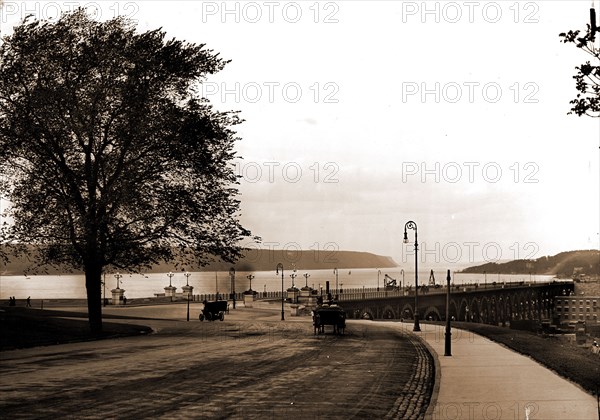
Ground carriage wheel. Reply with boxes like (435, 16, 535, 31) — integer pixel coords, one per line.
(199, 314, 204, 321)
(207, 312, 213, 321)
(219, 312, 224, 321)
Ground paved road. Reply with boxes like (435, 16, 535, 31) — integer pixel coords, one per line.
(0, 306, 434, 419)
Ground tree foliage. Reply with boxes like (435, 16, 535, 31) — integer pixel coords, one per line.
(0, 10, 253, 332)
(559, 23, 600, 117)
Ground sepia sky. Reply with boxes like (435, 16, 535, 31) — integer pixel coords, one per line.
(1, 1, 599, 268)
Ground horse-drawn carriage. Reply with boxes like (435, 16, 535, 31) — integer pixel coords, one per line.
(199, 300, 228, 321)
(313, 304, 346, 335)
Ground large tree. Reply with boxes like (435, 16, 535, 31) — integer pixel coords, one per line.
(559, 15, 600, 117)
(0, 10, 252, 333)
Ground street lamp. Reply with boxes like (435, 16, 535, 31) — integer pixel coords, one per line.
(333, 268, 339, 298)
(377, 269, 381, 291)
(167, 271, 174, 287)
(404, 220, 421, 332)
(304, 272, 310, 287)
(167, 271, 174, 302)
(246, 274, 255, 291)
(229, 267, 236, 309)
(115, 272, 122, 289)
(276, 263, 285, 321)
(400, 269, 405, 294)
(444, 269, 452, 356)
(290, 272, 297, 287)
(184, 271, 191, 286)
(184, 271, 191, 321)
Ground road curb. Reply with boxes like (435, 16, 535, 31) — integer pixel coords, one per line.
(412, 329, 441, 420)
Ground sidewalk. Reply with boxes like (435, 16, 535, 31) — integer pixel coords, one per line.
(392, 322, 598, 420)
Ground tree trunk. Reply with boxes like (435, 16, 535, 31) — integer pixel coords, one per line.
(85, 268, 103, 334)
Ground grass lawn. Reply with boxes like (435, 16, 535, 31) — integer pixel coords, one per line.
(445, 321, 599, 396)
(0, 306, 152, 351)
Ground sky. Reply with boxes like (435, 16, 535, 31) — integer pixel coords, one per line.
(1, 1, 599, 269)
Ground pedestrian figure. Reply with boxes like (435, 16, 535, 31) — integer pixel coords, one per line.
(123, 296, 127, 305)
(26, 296, 31, 307)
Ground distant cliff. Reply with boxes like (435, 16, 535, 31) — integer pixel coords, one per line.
(143, 249, 398, 273)
(461, 250, 600, 277)
(0, 248, 398, 275)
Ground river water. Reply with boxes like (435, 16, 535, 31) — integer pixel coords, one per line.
(0, 268, 555, 299)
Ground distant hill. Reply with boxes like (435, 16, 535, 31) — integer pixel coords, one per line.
(0, 248, 398, 275)
(461, 250, 600, 278)
(191, 249, 398, 272)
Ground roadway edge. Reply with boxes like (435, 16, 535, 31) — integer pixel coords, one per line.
(413, 328, 441, 420)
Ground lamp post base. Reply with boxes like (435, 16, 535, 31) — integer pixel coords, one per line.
(444, 330, 452, 356)
(413, 315, 421, 332)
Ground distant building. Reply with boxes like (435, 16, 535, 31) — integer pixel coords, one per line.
(554, 296, 599, 324)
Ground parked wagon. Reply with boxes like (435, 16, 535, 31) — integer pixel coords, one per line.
(313, 304, 346, 335)
(199, 300, 228, 321)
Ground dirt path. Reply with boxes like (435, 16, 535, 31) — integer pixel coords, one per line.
(0, 307, 434, 419)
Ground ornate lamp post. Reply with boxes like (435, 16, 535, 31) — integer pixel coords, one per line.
(404, 220, 421, 332)
(276, 263, 285, 321)
(246, 274, 255, 291)
(290, 271, 297, 287)
(184, 272, 190, 286)
(184, 271, 191, 321)
(167, 271, 174, 287)
(242, 273, 255, 309)
(115, 272, 122, 289)
(229, 267, 236, 309)
(165, 271, 176, 301)
(377, 269, 381, 291)
(400, 269, 405, 294)
(333, 268, 339, 297)
(304, 272, 310, 287)
(445, 269, 452, 356)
